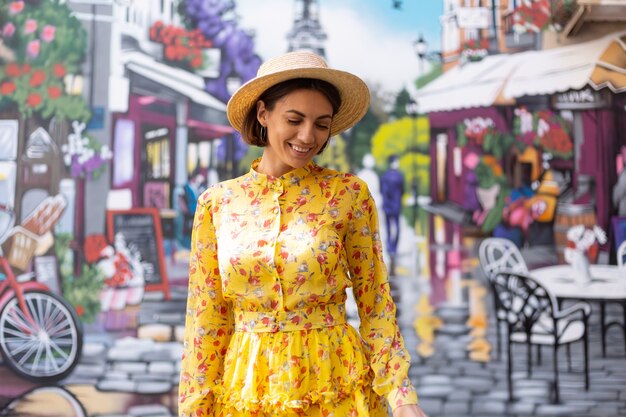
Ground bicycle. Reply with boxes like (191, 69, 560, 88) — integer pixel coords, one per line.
(0, 204, 83, 383)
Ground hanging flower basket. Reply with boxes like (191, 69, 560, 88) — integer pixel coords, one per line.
(513, 107, 573, 160)
(461, 39, 489, 63)
(512, 0, 552, 34)
(149, 21, 213, 71)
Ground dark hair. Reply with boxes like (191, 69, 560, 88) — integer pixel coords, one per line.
(241, 78, 341, 154)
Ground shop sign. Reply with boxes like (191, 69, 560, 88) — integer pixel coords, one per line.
(144, 127, 169, 140)
(551, 87, 612, 110)
(456, 7, 490, 29)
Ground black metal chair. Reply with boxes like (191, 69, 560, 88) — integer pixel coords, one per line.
(491, 270, 591, 403)
(478, 237, 529, 359)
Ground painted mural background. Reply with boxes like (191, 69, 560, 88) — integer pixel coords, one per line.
(0, 0, 625, 416)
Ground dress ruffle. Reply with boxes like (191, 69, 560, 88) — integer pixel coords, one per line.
(209, 323, 381, 414)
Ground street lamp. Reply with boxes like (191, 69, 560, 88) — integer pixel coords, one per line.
(413, 34, 428, 87)
(410, 33, 427, 233)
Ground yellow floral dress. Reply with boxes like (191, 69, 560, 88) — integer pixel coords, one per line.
(179, 159, 418, 417)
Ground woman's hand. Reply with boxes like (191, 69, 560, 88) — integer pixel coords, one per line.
(393, 404, 429, 417)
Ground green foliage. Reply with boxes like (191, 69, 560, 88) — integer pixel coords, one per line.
(315, 135, 349, 172)
(1, 0, 87, 67)
(371, 116, 431, 197)
(54, 232, 104, 323)
(238, 145, 263, 173)
(481, 188, 509, 233)
(398, 152, 431, 196)
(0, 0, 90, 121)
(371, 116, 430, 159)
(456, 121, 517, 159)
(415, 62, 442, 89)
(345, 107, 382, 171)
(390, 88, 412, 120)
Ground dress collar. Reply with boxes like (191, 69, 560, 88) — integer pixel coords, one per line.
(248, 158, 317, 189)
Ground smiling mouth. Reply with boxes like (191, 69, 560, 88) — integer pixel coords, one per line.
(289, 144, 313, 154)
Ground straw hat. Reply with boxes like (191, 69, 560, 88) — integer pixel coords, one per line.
(226, 50, 370, 138)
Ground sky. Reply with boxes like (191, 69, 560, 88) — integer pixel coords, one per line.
(235, 0, 443, 94)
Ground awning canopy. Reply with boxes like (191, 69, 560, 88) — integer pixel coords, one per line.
(504, 31, 626, 98)
(417, 30, 626, 113)
(122, 51, 228, 112)
(415, 54, 520, 113)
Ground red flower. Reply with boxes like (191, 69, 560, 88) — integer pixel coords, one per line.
(47, 86, 62, 99)
(190, 55, 202, 68)
(29, 70, 46, 87)
(26, 93, 42, 107)
(9, 1, 24, 15)
(165, 45, 176, 60)
(5, 63, 20, 77)
(75, 304, 84, 317)
(53, 64, 66, 78)
(0, 82, 16, 95)
(317, 253, 328, 264)
(21, 64, 31, 74)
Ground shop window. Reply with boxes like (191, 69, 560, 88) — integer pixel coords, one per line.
(142, 125, 171, 209)
(145, 135, 170, 179)
(0, 120, 18, 160)
(112, 119, 135, 187)
(436, 133, 448, 202)
(0, 162, 16, 208)
(0, 120, 18, 209)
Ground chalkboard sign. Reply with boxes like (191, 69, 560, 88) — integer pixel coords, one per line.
(106, 208, 170, 300)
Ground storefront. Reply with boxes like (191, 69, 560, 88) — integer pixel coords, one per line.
(418, 30, 626, 260)
(110, 52, 232, 210)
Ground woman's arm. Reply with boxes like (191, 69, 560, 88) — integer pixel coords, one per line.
(178, 196, 233, 417)
(394, 404, 429, 417)
(344, 177, 420, 412)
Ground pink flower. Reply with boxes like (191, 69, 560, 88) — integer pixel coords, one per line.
(26, 40, 40, 58)
(2, 23, 15, 38)
(41, 25, 56, 42)
(9, 1, 24, 15)
(24, 19, 37, 35)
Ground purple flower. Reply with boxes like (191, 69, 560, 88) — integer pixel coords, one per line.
(2, 23, 16, 38)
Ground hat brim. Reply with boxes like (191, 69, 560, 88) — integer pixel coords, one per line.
(227, 67, 370, 138)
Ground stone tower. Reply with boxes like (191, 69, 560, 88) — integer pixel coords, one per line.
(286, 0, 327, 58)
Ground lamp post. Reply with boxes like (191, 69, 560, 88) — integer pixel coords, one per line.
(411, 33, 427, 232)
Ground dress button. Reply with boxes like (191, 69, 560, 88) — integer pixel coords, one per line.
(272, 207, 280, 214)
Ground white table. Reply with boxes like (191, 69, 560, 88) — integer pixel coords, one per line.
(532, 264, 626, 356)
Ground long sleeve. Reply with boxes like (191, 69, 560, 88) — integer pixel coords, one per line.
(178, 196, 233, 417)
(345, 179, 419, 411)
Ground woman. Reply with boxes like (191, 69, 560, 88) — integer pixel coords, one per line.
(179, 50, 427, 417)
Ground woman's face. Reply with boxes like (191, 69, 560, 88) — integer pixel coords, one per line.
(256, 88, 333, 177)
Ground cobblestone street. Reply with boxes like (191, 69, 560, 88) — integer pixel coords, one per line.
(2, 239, 626, 417)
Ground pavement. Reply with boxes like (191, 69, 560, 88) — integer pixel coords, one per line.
(2, 218, 626, 416)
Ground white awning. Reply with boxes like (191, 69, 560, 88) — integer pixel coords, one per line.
(416, 30, 626, 113)
(503, 31, 624, 98)
(122, 51, 227, 111)
(415, 54, 521, 113)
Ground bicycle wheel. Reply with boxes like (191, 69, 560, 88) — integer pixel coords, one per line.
(0, 290, 83, 383)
